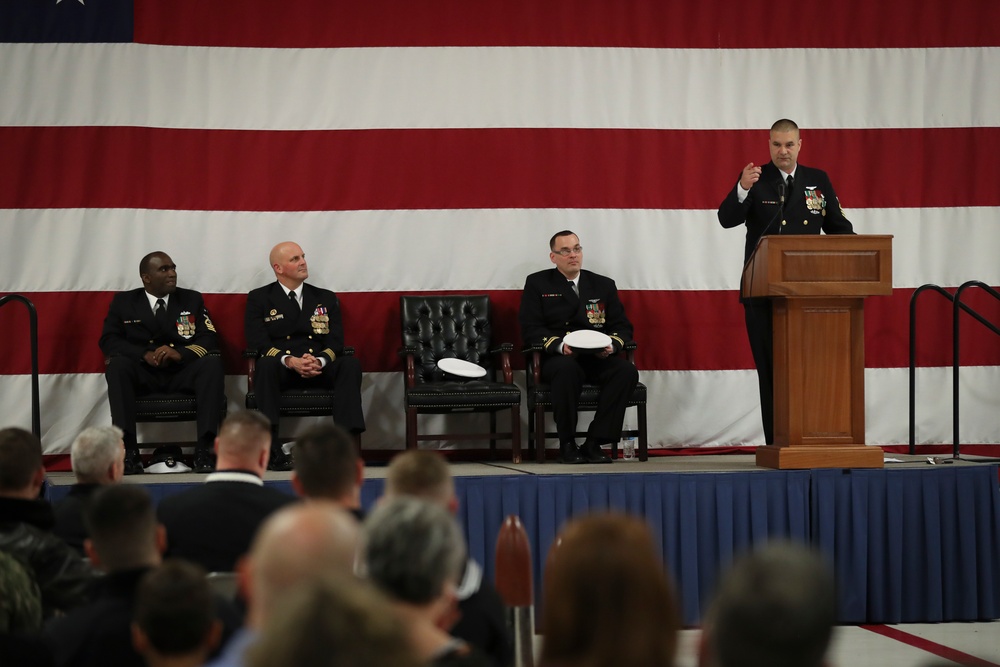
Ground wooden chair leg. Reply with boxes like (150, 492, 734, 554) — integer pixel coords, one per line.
(526, 408, 535, 459)
(510, 405, 521, 464)
(405, 407, 418, 450)
(535, 406, 546, 463)
(489, 412, 498, 459)
(638, 403, 648, 461)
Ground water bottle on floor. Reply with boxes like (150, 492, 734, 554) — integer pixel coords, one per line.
(621, 419, 636, 460)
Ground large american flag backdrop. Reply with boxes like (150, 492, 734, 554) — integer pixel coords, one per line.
(2, 0, 998, 459)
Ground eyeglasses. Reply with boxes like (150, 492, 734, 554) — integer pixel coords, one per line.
(553, 245, 583, 257)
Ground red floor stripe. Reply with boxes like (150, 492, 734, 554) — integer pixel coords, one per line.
(861, 624, 1000, 667)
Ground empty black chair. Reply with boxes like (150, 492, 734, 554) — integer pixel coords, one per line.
(400, 295, 522, 462)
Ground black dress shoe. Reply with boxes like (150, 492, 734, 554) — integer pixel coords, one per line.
(559, 442, 586, 464)
(124, 449, 144, 475)
(580, 440, 612, 464)
(267, 450, 293, 472)
(193, 449, 216, 474)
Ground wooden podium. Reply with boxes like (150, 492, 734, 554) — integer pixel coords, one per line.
(742, 235, 893, 469)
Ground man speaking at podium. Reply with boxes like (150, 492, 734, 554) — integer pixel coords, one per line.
(718, 119, 854, 445)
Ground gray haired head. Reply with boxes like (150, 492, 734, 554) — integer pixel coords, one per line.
(362, 496, 466, 605)
(70, 425, 124, 482)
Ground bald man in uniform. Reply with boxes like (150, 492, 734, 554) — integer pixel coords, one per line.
(244, 242, 365, 470)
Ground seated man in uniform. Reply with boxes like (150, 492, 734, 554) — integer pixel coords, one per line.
(518, 230, 638, 464)
(99, 251, 225, 474)
(244, 242, 365, 470)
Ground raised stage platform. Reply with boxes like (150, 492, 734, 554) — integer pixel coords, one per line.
(45, 454, 1000, 626)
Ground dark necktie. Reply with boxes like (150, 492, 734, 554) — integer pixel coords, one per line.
(154, 298, 170, 332)
(289, 290, 301, 315)
(786, 174, 794, 193)
(568, 281, 579, 299)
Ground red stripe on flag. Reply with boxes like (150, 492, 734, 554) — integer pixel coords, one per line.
(1, 288, 997, 375)
(3, 127, 999, 211)
(134, 0, 1000, 48)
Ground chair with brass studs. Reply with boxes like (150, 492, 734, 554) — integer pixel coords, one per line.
(399, 295, 522, 462)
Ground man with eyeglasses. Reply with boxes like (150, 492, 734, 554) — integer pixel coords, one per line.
(519, 230, 639, 464)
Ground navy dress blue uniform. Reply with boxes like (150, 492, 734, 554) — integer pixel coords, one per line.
(98, 287, 225, 452)
(157, 475, 296, 572)
(718, 161, 854, 443)
(519, 268, 638, 448)
(244, 282, 365, 435)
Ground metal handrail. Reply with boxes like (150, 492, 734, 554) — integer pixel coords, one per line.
(909, 283, 1000, 457)
(952, 281, 1000, 458)
(0, 294, 41, 439)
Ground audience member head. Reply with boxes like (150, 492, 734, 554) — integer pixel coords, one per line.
(214, 411, 272, 474)
(246, 574, 420, 667)
(363, 496, 466, 608)
(84, 485, 164, 572)
(70, 425, 125, 484)
(0, 427, 45, 499)
(291, 423, 363, 507)
(384, 450, 458, 514)
(699, 540, 837, 667)
(540, 513, 680, 667)
(241, 502, 361, 630)
(132, 560, 222, 667)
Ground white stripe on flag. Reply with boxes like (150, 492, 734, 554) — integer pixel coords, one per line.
(2, 45, 998, 130)
(2, 207, 998, 293)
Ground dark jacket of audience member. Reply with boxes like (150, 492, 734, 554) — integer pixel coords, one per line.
(156, 411, 296, 572)
(0, 428, 94, 620)
(0, 549, 54, 667)
(0, 497, 93, 619)
(44, 486, 241, 667)
(157, 480, 294, 573)
(51, 483, 100, 555)
(46, 566, 158, 667)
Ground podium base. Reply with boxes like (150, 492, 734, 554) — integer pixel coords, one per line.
(756, 445, 884, 470)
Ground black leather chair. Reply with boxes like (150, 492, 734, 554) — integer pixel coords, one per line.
(132, 352, 228, 433)
(134, 386, 227, 470)
(400, 295, 522, 462)
(244, 346, 356, 422)
(524, 342, 648, 462)
(135, 394, 227, 424)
